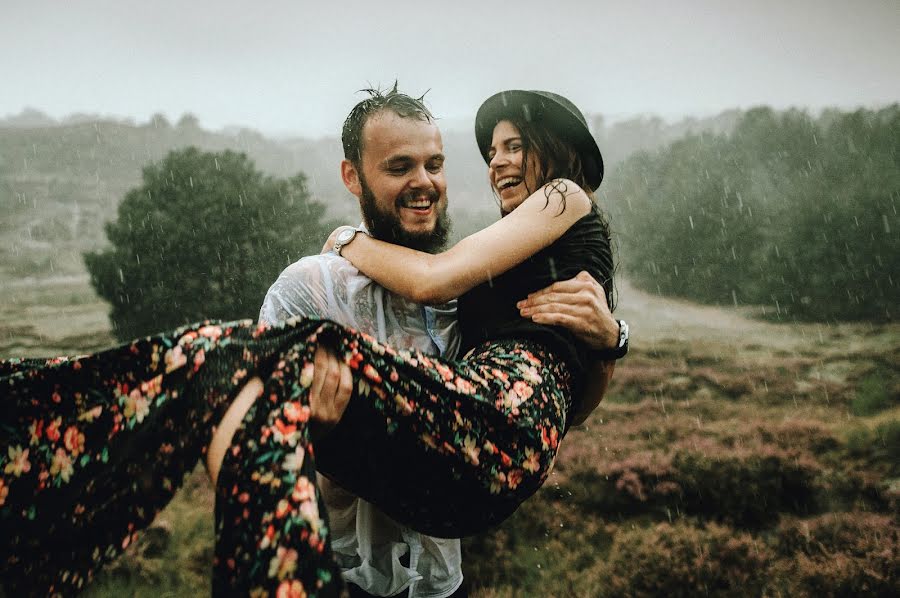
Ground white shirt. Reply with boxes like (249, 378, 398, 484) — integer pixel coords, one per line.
(259, 250, 463, 598)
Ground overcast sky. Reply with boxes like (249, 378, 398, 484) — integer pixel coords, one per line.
(2, 0, 898, 137)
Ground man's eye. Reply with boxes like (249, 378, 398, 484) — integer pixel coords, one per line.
(388, 167, 407, 175)
(427, 163, 443, 173)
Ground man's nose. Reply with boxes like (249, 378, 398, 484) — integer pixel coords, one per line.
(410, 165, 434, 188)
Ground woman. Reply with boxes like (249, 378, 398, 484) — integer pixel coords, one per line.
(0, 90, 623, 597)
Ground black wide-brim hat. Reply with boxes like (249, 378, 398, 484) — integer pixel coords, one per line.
(475, 90, 604, 190)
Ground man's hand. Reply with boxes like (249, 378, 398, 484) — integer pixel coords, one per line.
(308, 346, 353, 440)
(517, 271, 618, 350)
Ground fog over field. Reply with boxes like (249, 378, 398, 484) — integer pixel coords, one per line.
(1, 2, 898, 596)
(2, 0, 898, 137)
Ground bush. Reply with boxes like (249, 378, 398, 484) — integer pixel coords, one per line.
(850, 367, 897, 416)
(85, 148, 334, 340)
(594, 522, 770, 598)
(569, 446, 821, 528)
(770, 513, 899, 597)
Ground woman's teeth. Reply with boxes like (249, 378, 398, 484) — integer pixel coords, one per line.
(497, 177, 522, 190)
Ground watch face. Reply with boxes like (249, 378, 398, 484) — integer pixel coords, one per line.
(336, 229, 355, 244)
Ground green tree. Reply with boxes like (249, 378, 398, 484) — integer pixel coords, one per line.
(607, 105, 899, 321)
(85, 147, 335, 340)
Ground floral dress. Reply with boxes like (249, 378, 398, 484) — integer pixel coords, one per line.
(0, 317, 571, 597)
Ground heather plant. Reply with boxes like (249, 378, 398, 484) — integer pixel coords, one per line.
(593, 522, 771, 598)
(770, 513, 899, 597)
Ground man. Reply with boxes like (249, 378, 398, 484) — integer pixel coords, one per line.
(259, 84, 619, 598)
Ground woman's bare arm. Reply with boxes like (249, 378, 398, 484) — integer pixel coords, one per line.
(340, 179, 592, 305)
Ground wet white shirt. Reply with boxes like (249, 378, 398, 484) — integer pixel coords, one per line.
(259, 249, 463, 598)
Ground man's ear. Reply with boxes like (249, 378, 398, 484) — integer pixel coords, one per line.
(341, 159, 362, 197)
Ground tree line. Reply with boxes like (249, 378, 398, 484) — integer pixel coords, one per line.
(605, 105, 899, 321)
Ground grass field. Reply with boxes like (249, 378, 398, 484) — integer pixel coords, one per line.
(3, 277, 897, 597)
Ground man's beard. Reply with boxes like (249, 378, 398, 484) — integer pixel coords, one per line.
(359, 178, 451, 254)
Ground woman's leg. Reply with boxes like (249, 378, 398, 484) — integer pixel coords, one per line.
(0, 319, 283, 595)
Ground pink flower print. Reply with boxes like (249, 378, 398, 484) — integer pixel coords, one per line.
(5, 445, 31, 476)
(541, 426, 559, 450)
(268, 546, 299, 581)
(77, 405, 103, 423)
(299, 499, 321, 534)
(45, 417, 62, 443)
(198, 324, 223, 340)
(28, 419, 44, 445)
(125, 390, 151, 424)
(283, 402, 310, 424)
(140, 374, 163, 398)
(63, 426, 85, 456)
(291, 476, 314, 503)
(193, 348, 206, 371)
(512, 380, 534, 400)
(462, 435, 481, 466)
(517, 364, 543, 385)
(276, 579, 306, 598)
(283, 445, 306, 473)
(164, 345, 187, 373)
(299, 361, 315, 388)
(393, 394, 414, 415)
(272, 419, 299, 446)
(275, 499, 292, 519)
(507, 469, 524, 490)
(435, 363, 454, 381)
(522, 448, 541, 473)
(454, 377, 476, 395)
(363, 364, 382, 384)
(231, 368, 248, 385)
(50, 447, 73, 482)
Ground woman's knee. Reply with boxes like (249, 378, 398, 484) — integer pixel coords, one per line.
(206, 376, 265, 486)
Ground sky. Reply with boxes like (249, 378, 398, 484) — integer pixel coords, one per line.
(2, 0, 898, 137)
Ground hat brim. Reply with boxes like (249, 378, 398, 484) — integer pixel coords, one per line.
(475, 90, 604, 189)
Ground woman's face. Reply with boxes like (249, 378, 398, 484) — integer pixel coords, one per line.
(488, 120, 540, 214)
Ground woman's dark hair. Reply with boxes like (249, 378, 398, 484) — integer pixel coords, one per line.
(499, 114, 594, 215)
(492, 115, 617, 309)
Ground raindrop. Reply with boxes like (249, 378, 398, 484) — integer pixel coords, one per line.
(689, 215, 694, 230)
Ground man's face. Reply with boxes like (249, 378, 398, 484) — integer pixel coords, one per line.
(350, 110, 450, 252)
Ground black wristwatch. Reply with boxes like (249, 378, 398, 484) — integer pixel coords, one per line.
(592, 319, 629, 360)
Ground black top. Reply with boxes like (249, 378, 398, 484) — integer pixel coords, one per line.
(458, 202, 613, 417)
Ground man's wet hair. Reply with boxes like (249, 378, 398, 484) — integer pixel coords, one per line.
(342, 82, 434, 168)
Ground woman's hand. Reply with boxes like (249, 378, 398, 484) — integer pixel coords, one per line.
(321, 226, 356, 254)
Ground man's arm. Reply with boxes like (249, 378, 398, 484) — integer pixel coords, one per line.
(259, 258, 353, 434)
(516, 271, 620, 425)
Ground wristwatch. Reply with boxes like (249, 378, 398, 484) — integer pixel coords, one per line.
(333, 227, 365, 256)
(593, 319, 629, 360)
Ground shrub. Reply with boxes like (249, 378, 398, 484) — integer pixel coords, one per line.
(594, 522, 770, 598)
(770, 513, 899, 597)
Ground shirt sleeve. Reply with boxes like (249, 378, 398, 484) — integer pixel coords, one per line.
(259, 257, 332, 324)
